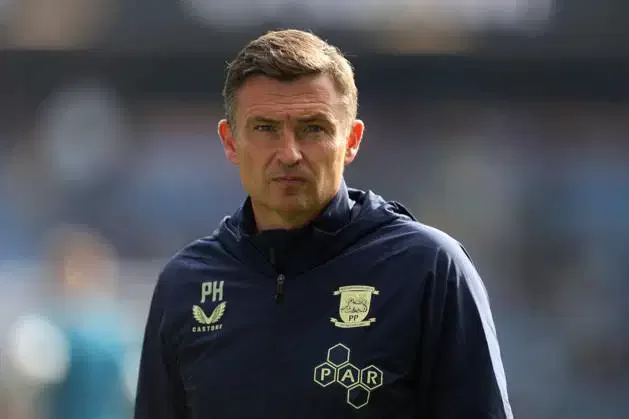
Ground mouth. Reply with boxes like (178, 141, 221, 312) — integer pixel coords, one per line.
(272, 176, 307, 184)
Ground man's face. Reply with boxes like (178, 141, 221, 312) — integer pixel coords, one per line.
(218, 74, 364, 223)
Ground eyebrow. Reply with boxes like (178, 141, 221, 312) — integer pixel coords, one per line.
(296, 113, 334, 123)
(248, 116, 279, 124)
(247, 113, 335, 125)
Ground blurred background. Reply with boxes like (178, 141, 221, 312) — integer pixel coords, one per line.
(0, 0, 628, 418)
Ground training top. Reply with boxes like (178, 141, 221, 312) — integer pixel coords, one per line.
(134, 181, 513, 419)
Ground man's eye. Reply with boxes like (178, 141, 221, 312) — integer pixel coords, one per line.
(304, 125, 324, 133)
(254, 124, 275, 132)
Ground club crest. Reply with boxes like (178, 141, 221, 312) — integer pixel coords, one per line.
(330, 285, 379, 328)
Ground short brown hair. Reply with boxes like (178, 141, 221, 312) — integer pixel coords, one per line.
(222, 29, 358, 126)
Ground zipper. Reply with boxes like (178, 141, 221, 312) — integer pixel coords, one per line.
(270, 248, 285, 304)
(275, 274, 285, 304)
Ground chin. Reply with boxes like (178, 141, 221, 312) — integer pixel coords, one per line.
(269, 195, 313, 213)
(274, 199, 310, 213)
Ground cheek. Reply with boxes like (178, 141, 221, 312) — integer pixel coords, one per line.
(240, 145, 270, 179)
(325, 142, 348, 169)
(308, 142, 346, 177)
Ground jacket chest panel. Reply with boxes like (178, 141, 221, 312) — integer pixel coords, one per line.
(171, 258, 423, 418)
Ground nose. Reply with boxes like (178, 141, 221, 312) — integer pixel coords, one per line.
(276, 129, 302, 166)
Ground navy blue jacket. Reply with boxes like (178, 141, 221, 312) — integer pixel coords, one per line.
(135, 182, 513, 419)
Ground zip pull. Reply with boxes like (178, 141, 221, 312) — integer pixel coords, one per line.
(275, 274, 285, 304)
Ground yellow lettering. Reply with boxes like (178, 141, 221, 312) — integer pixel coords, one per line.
(212, 281, 224, 302)
(192, 324, 223, 333)
(201, 281, 224, 303)
(319, 367, 332, 381)
(201, 282, 212, 303)
(341, 369, 356, 383)
(367, 371, 379, 385)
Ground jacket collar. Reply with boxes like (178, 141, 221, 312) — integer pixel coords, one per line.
(240, 180, 353, 235)
(236, 180, 354, 275)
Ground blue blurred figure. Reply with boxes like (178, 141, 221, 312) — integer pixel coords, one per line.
(34, 225, 136, 419)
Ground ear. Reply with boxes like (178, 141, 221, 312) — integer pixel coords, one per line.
(218, 119, 239, 165)
(344, 119, 364, 165)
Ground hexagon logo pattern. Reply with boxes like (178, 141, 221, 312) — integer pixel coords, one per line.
(313, 343, 384, 409)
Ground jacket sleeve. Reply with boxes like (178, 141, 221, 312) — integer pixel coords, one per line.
(417, 243, 513, 419)
(134, 275, 188, 419)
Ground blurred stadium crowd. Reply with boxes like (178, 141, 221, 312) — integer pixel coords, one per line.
(1, 1, 629, 419)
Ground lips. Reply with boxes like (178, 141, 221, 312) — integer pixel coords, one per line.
(272, 176, 307, 183)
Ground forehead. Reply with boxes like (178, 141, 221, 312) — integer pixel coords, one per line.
(235, 74, 344, 123)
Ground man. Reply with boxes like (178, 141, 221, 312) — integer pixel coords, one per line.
(135, 29, 513, 419)
(6, 225, 134, 419)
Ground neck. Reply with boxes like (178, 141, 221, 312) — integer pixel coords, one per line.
(252, 202, 323, 231)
